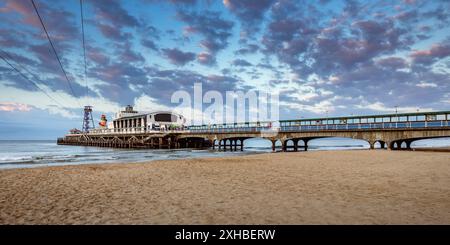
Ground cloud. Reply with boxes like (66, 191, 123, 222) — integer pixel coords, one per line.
(1, 0, 79, 42)
(376, 57, 407, 69)
(394, 10, 419, 22)
(0, 83, 81, 118)
(356, 101, 431, 113)
(90, 0, 140, 28)
(86, 46, 110, 65)
(223, 0, 274, 33)
(0, 28, 27, 48)
(89, 61, 150, 104)
(162, 48, 196, 66)
(139, 25, 161, 51)
(197, 52, 216, 66)
(232, 59, 252, 67)
(96, 22, 132, 41)
(168, 0, 197, 5)
(142, 67, 245, 107)
(141, 39, 159, 51)
(0, 0, 44, 28)
(116, 42, 145, 63)
(416, 82, 437, 88)
(147, 0, 198, 6)
(410, 43, 450, 65)
(235, 43, 259, 55)
(0, 102, 32, 112)
(177, 10, 234, 54)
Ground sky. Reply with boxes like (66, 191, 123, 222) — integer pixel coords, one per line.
(0, 0, 450, 139)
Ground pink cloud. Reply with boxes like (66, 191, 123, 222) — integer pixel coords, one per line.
(411, 44, 450, 57)
(197, 52, 215, 65)
(0, 0, 42, 28)
(410, 44, 450, 64)
(0, 102, 32, 112)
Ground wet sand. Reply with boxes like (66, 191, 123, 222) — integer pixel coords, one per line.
(0, 150, 449, 224)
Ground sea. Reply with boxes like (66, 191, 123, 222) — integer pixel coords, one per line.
(0, 137, 449, 169)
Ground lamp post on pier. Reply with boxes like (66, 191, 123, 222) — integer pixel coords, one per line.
(395, 106, 398, 128)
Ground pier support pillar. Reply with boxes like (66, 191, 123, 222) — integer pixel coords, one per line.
(233, 140, 237, 151)
(271, 140, 276, 152)
(392, 142, 398, 150)
(240, 139, 244, 151)
(293, 139, 299, 152)
(369, 141, 375, 150)
(386, 141, 392, 150)
(159, 138, 163, 149)
(406, 140, 412, 150)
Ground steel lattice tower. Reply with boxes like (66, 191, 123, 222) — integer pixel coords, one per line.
(82, 106, 95, 132)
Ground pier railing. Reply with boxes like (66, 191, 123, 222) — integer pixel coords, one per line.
(187, 120, 449, 133)
(77, 120, 450, 135)
(278, 120, 449, 132)
(82, 127, 190, 135)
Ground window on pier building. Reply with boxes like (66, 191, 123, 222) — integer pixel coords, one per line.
(154, 113, 177, 122)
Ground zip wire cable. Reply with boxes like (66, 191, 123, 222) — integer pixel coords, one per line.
(0, 48, 68, 104)
(30, 0, 80, 107)
(80, 0, 88, 101)
(0, 52, 65, 108)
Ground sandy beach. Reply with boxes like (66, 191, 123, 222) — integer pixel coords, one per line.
(0, 150, 449, 224)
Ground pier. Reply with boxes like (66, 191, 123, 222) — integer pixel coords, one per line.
(58, 110, 450, 151)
